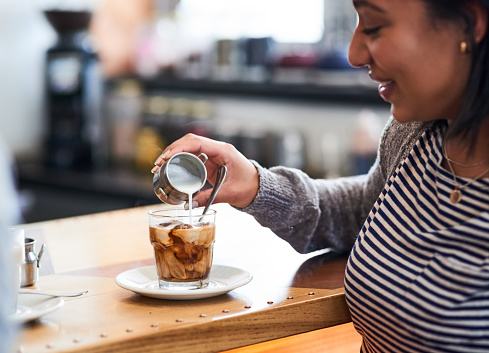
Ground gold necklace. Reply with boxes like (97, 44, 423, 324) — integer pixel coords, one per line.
(443, 142, 489, 168)
(445, 153, 489, 203)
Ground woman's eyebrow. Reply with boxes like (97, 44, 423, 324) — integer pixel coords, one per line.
(352, 0, 386, 13)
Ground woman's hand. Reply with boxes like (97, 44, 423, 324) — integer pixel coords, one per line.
(152, 134, 259, 209)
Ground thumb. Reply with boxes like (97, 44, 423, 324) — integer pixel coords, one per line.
(191, 188, 214, 209)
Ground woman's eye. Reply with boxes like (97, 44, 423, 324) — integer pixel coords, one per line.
(362, 26, 382, 35)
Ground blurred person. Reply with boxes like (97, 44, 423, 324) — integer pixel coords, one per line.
(153, 0, 489, 352)
(89, 0, 152, 77)
(0, 135, 22, 353)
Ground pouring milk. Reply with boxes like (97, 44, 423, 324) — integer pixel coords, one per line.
(167, 159, 203, 220)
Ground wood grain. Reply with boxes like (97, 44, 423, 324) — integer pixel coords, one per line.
(222, 323, 362, 353)
(17, 204, 352, 353)
(19, 275, 350, 353)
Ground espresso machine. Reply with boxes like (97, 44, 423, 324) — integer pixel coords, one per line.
(43, 10, 104, 170)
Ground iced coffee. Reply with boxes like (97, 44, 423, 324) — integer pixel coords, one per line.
(148, 209, 216, 290)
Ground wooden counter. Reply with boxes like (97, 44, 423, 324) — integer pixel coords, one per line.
(16, 203, 353, 353)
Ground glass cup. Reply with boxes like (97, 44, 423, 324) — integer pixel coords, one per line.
(6, 227, 25, 313)
(148, 208, 216, 290)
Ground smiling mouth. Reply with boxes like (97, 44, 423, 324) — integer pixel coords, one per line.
(378, 80, 394, 88)
(368, 70, 393, 85)
(368, 71, 394, 100)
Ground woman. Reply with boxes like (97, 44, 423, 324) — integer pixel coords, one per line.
(153, 0, 489, 351)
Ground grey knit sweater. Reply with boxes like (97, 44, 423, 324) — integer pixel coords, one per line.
(241, 117, 441, 254)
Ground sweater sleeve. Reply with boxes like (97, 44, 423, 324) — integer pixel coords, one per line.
(239, 117, 435, 254)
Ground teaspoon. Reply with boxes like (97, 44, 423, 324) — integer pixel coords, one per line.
(19, 289, 88, 297)
(201, 165, 227, 218)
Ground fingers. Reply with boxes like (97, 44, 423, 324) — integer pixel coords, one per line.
(191, 188, 214, 208)
(149, 133, 259, 208)
(153, 134, 230, 167)
(189, 184, 230, 209)
(151, 134, 226, 175)
(154, 150, 170, 167)
(151, 165, 160, 174)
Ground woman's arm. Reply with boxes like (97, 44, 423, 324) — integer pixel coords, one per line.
(241, 161, 384, 254)
(241, 117, 435, 254)
(153, 117, 434, 254)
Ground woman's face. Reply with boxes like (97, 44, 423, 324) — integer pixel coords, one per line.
(348, 0, 471, 123)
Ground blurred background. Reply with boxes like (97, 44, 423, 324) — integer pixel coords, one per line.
(1, 0, 390, 223)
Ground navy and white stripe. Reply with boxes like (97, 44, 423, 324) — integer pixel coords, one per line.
(345, 126, 489, 353)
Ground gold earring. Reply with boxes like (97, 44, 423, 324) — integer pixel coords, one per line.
(460, 41, 470, 54)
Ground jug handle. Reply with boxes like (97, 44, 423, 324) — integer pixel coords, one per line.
(37, 243, 46, 268)
(198, 153, 208, 165)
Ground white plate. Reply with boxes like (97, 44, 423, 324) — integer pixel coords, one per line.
(9, 293, 64, 324)
(115, 265, 252, 300)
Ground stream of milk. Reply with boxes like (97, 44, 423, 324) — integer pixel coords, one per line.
(167, 162, 203, 222)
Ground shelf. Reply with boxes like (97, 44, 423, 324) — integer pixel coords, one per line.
(18, 164, 156, 201)
(134, 71, 386, 105)
(17, 164, 161, 222)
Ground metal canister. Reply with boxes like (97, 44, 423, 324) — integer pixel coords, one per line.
(21, 238, 45, 287)
(153, 152, 208, 205)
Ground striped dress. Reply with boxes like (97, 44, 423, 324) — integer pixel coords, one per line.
(345, 125, 489, 352)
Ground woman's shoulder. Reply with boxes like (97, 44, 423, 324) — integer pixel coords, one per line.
(379, 117, 444, 175)
(382, 116, 441, 141)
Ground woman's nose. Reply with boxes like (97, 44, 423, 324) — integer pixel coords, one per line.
(348, 27, 370, 68)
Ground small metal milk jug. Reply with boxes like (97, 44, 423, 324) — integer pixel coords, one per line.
(153, 152, 208, 205)
(21, 238, 45, 287)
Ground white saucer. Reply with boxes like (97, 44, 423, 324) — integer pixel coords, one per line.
(9, 293, 64, 324)
(115, 265, 252, 300)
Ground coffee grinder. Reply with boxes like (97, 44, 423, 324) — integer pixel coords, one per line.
(43, 10, 104, 170)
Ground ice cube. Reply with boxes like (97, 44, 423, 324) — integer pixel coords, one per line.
(198, 225, 215, 245)
(173, 227, 201, 244)
(160, 220, 183, 229)
(154, 228, 171, 245)
(163, 248, 187, 279)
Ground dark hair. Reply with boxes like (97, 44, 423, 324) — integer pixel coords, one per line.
(422, 0, 489, 152)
